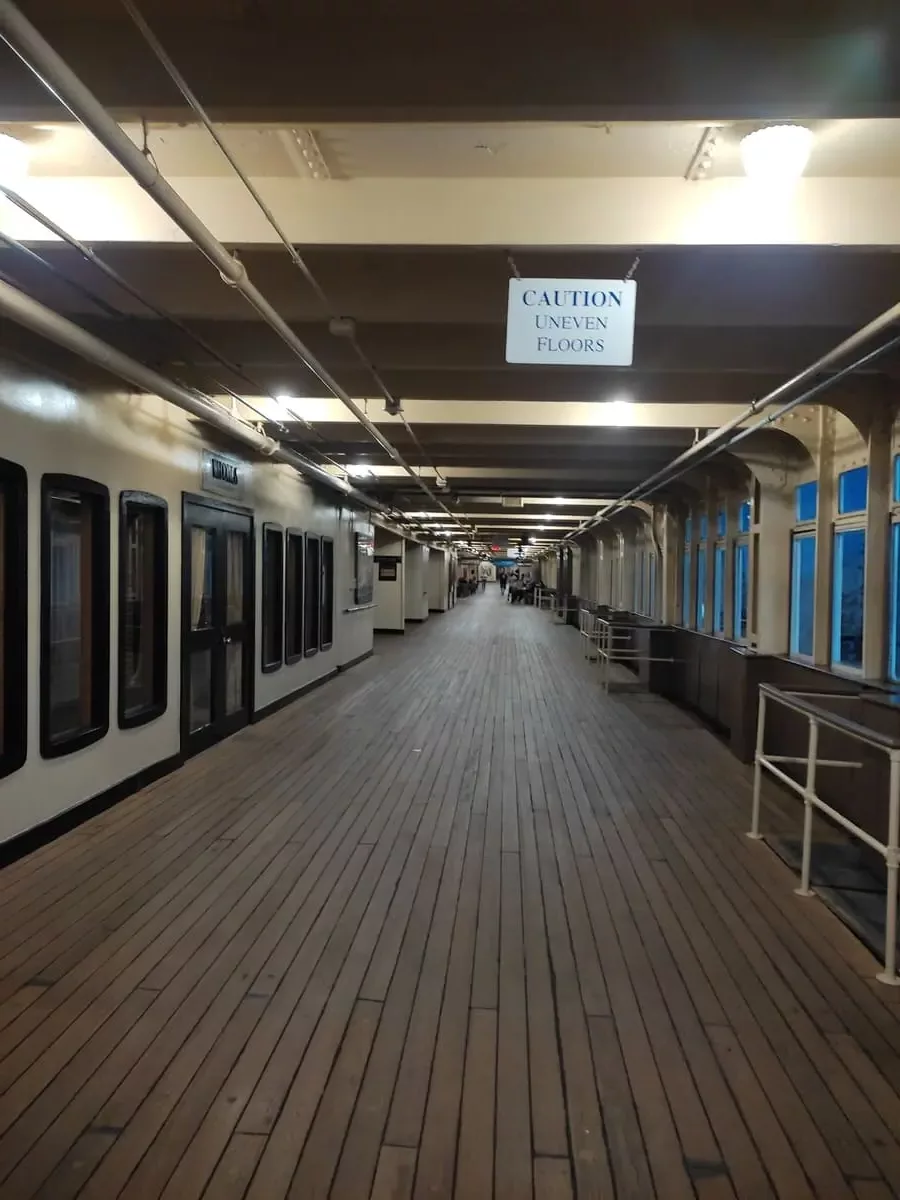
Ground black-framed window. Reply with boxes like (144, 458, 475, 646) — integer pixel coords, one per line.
(262, 523, 284, 672)
(304, 534, 321, 656)
(320, 536, 334, 651)
(41, 475, 110, 758)
(0, 457, 27, 780)
(286, 529, 304, 664)
(119, 492, 168, 728)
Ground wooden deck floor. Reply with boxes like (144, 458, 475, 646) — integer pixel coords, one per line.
(2, 593, 900, 1199)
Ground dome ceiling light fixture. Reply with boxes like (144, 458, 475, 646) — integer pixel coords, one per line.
(0, 132, 30, 192)
(740, 124, 814, 182)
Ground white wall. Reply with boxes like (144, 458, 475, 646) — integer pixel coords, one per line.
(427, 548, 450, 611)
(0, 361, 374, 845)
(404, 543, 429, 622)
(374, 529, 405, 631)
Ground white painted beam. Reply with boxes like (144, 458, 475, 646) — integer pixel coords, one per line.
(6, 175, 900, 248)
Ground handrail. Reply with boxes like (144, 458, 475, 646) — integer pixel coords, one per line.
(757, 683, 900, 753)
(580, 610, 675, 693)
(748, 683, 900, 986)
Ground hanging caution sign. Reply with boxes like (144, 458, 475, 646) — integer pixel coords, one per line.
(505, 278, 637, 366)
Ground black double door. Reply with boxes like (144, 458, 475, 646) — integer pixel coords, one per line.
(181, 497, 254, 755)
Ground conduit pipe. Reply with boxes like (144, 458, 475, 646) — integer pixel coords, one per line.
(567, 300, 900, 540)
(120, 0, 453, 505)
(0, 0, 461, 527)
(0, 276, 391, 514)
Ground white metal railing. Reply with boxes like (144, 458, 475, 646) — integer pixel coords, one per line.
(580, 609, 675, 693)
(748, 683, 900, 986)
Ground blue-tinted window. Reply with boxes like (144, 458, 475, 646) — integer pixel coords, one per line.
(790, 534, 816, 657)
(717, 509, 726, 538)
(894, 455, 900, 505)
(699, 514, 708, 541)
(713, 545, 726, 633)
(838, 465, 868, 515)
(684, 517, 692, 544)
(738, 501, 751, 534)
(832, 528, 865, 668)
(891, 525, 900, 681)
(795, 481, 818, 523)
(734, 542, 749, 639)
(696, 547, 707, 628)
(682, 550, 691, 625)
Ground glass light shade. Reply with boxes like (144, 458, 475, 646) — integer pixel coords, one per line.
(740, 125, 813, 182)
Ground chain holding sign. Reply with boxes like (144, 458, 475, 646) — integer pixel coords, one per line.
(505, 278, 637, 366)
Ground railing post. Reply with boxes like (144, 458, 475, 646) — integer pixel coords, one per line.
(795, 716, 819, 896)
(747, 690, 768, 840)
(877, 751, 900, 986)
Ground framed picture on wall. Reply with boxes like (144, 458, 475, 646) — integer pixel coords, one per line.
(354, 532, 375, 604)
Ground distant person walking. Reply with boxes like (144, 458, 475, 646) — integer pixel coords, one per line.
(499, 569, 507, 595)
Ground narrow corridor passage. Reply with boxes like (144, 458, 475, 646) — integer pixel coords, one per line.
(1, 592, 900, 1199)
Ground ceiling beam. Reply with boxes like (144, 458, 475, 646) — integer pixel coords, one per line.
(8, 174, 900, 248)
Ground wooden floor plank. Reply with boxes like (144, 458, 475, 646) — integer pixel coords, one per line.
(2, 594, 900, 1199)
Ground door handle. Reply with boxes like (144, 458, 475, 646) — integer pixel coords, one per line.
(223, 635, 233, 645)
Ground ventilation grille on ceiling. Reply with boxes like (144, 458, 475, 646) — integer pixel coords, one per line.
(501, 496, 524, 508)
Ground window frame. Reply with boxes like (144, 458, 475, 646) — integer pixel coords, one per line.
(285, 528, 305, 665)
(789, 530, 816, 662)
(890, 515, 900, 682)
(261, 522, 285, 674)
(118, 491, 168, 729)
(0, 457, 27, 781)
(320, 535, 334, 652)
(830, 520, 866, 674)
(733, 538, 749, 643)
(40, 473, 111, 759)
(713, 542, 726, 635)
(696, 544, 707, 630)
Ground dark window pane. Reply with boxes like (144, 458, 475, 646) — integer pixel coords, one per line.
(832, 528, 865, 668)
(189, 648, 212, 732)
(320, 537, 334, 649)
(226, 531, 245, 625)
(713, 545, 725, 633)
(304, 536, 321, 653)
(262, 525, 284, 670)
(699, 514, 708, 541)
(190, 526, 214, 630)
(739, 501, 751, 534)
(891, 524, 900, 681)
(838, 466, 868, 515)
(44, 485, 108, 749)
(734, 542, 749, 639)
(682, 549, 690, 625)
(795, 481, 818, 523)
(716, 509, 726, 538)
(120, 498, 166, 723)
(696, 547, 707, 628)
(286, 532, 304, 661)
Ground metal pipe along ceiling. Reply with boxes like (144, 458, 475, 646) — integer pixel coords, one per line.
(0, 277, 392, 514)
(567, 300, 900, 540)
(0, 0, 461, 528)
(120, 0, 451, 506)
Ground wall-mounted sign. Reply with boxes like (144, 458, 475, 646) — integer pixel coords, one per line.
(201, 449, 246, 499)
(377, 560, 398, 581)
(505, 278, 637, 366)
